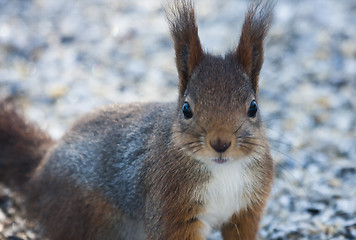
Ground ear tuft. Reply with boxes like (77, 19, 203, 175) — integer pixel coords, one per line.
(165, 0, 204, 96)
(235, 1, 274, 93)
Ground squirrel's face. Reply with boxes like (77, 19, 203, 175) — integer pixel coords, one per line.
(172, 56, 267, 165)
(167, 0, 272, 165)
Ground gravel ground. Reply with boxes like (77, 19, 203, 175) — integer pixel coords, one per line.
(0, 0, 356, 239)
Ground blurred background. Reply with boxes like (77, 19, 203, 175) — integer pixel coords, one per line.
(0, 0, 355, 239)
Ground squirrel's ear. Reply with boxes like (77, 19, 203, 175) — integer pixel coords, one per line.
(165, 0, 204, 96)
(235, 1, 273, 93)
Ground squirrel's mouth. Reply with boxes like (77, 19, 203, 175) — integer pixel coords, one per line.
(213, 157, 229, 164)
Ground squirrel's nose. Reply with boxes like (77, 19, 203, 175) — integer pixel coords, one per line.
(210, 139, 231, 153)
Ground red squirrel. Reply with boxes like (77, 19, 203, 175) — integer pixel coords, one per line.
(0, 1, 274, 239)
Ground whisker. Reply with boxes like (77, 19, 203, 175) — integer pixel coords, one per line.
(172, 130, 202, 139)
(241, 141, 299, 163)
(265, 126, 285, 135)
(239, 144, 251, 153)
(191, 147, 203, 155)
(275, 163, 314, 201)
(234, 119, 248, 134)
(261, 116, 291, 123)
(268, 138, 295, 148)
(245, 150, 316, 217)
(240, 133, 300, 164)
(239, 141, 265, 148)
(236, 131, 253, 139)
(199, 125, 207, 135)
(244, 144, 316, 206)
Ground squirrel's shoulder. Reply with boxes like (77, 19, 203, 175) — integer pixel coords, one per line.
(40, 101, 177, 189)
(68, 101, 176, 134)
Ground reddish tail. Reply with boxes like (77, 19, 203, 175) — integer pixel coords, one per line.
(0, 101, 53, 187)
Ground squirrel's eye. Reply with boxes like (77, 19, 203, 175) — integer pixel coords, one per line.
(182, 102, 193, 119)
(247, 100, 258, 118)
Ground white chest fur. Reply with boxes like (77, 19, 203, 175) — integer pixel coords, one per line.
(197, 159, 257, 237)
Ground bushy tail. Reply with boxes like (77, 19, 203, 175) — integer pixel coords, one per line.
(0, 101, 53, 187)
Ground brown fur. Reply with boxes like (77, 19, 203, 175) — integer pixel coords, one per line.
(145, 152, 208, 239)
(165, 0, 204, 97)
(0, 101, 53, 186)
(235, 1, 273, 93)
(0, 1, 274, 239)
(26, 178, 124, 240)
(221, 154, 274, 240)
(221, 207, 263, 240)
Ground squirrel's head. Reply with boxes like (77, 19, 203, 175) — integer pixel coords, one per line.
(166, 1, 273, 165)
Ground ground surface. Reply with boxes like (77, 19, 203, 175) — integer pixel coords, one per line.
(0, 0, 355, 239)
